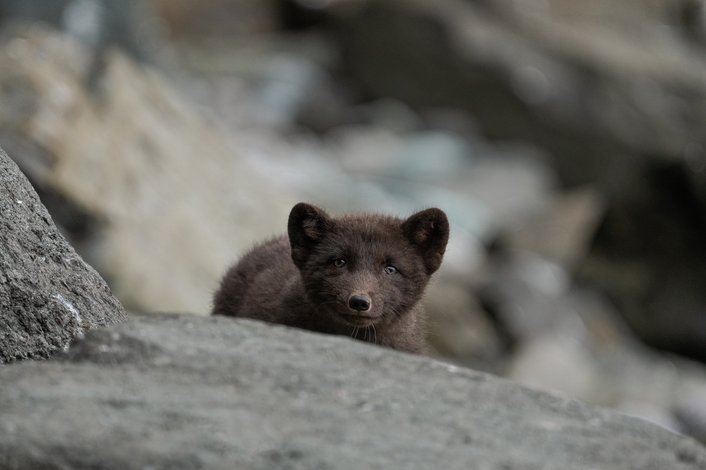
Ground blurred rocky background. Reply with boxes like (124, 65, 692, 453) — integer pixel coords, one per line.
(1, 0, 705, 445)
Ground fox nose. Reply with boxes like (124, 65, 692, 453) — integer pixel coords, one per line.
(348, 294, 371, 312)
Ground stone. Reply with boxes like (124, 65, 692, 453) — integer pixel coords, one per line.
(675, 382, 706, 444)
(0, 0, 165, 64)
(508, 331, 602, 401)
(425, 276, 503, 370)
(505, 187, 605, 269)
(0, 313, 705, 469)
(481, 266, 706, 443)
(251, 54, 328, 129)
(151, 0, 280, 38)
(478, 251, 574, 344)
(583, 164, 706, 361)
(0, 146, 125, 363)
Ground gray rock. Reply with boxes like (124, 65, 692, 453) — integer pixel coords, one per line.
(505, 187, 605, 270)
(252, 54, 327, 129)
(479, 251, 574, 343)
(151, 0, 280, 38)
(425, 277, 504, 370)
(0, 146, 125, 363)
(481, 257, 706, 443)
(508, 330, 603, 402)
(0, 0, 164, 64)
(1, 313, 704, 469)
(675, 383, 706, 444)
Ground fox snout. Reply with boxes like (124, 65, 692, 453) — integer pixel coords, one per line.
(348, 293, 372, 312)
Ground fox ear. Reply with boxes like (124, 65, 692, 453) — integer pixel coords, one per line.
(288, 202, 332, 268)
(402, 208, 449, 274)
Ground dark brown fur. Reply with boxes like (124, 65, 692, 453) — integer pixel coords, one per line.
(212, 203, 449, 353)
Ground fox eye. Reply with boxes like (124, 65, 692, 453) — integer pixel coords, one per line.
(333, 258, 347, 268)
(384, 265, 398, 275)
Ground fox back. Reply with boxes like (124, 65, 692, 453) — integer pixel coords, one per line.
(212, 203, 449, 353)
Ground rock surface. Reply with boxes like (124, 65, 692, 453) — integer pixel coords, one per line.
(1, 313, 704, 470)
(0, 146, 125, 363)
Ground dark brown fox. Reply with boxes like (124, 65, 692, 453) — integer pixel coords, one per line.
(212, 203, 449, 353)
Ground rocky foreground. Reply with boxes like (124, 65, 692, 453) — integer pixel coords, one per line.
(1, 313, 705, 470)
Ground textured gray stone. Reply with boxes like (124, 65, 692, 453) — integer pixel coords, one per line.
(0, 146, 125, 363)
(0, 313, 704, 469)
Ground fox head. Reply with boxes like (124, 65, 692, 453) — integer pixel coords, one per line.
(287, 202, 449, 328)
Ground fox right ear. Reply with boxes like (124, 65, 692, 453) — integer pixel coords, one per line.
(402, 207, 449, 275)
(288, 202, 332, 268)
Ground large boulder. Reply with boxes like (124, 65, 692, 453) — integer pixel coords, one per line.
(0, 313, 704, 469)
(0, 146, 125, 363)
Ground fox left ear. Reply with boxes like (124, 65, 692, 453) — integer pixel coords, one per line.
(288, 202, 332, 268)
(402, 208, 449, 274)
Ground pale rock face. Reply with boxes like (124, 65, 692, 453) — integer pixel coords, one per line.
(0, 25, 296, 314)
